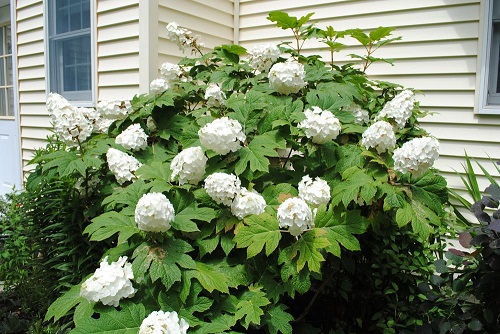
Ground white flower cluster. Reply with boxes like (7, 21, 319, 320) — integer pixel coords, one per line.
(393, 137, 439, 176)
(95, 99, 134, 133)
(160, 62, 184, 82)
(166, 22, 205, 53)
(298, 175, 331, 206)
(135, 193, 175, 232)
(204, 173, 241, 206)
(80, 256, 135, 307)
(361, 121, 396, 154)
(97, 99, 133, 119)
(198, 117, 246, 155)
(231, 188, 267, 220)
(268, 60, 306, 95)
(46, 93, 97, 146)
(170, 146, 208, 185)
(205, 83, 226, 107)
(277, 197, 314, 237)
(139, 310, 189, 334)
(298, 106, 341, 144)
(343, 103, 370, 125)
(150, 78, 170, 94)
(247, 44, 281, 73)
(115, 124, 148, 151)
(375, 89, 416, 130)
(106, 148, 142, 185)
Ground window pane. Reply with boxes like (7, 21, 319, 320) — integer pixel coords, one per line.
(0, 58, 5, 86)
(5, 26, 10, 55)
(6, 56, 11, 86)
(76, 64, 90, 90)
(0, 28, 4, 55)
(6, 87, 13, 117)
(59, 34, 91, 92)
(56, 4, 70, 34)
(0, 88, 6, 117)
(69, 3, 82, 31)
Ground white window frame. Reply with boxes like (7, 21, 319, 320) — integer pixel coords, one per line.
(46, 0, 96, 107)
(477, 0, 500, 114)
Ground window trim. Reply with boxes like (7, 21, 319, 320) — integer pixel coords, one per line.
(477, 0, 500, 114)
(45, 0, 96, 107)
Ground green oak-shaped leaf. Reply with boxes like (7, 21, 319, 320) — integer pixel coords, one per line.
(71, 302, 145, 334)
(233, 212, 281, 258)
(235, 286, 271, 329)
(132, 239, 195, 290)
(290, 228, 330, 272)
(84, 210, 139, 244)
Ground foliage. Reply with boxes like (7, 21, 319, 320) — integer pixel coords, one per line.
(0, 135, 110, 332)
(35, 11, 454, 333)
(416, 157, 500, 333)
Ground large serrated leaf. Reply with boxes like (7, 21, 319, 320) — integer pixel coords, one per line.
(71, 302, 145, 334)
(45, 284, 83, 322)
(132, 239, 195, 290)
(290, 229, 330, 273)
(172, 203, 217, 232)
(233, 212, 281, 258)
(235, 286, 271, 329)
(85, 211, 139, 244)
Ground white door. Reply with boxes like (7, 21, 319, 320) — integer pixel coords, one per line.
(0, 5, 20, 196)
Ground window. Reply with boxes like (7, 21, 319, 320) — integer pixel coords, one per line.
(48, 0, 93, 103)
(478, 0, 500, 114)
(0, 23, 13, 118)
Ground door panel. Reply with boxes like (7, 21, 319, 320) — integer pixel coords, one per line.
(0, 117, 21, 195)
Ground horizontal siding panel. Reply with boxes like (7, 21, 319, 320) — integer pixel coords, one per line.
(417, 91, 475, 108)
(16, 0, 42, 9)
(97, 0, 138, 13)
(97, 21, 139, 42)
(98, 6, 139, 27)
(369, 75, 475, 91)
(17, 40, 44, 55)
(19, 91, 47, 104)
(17, 53, 45, 68)
(160, 2, 233, 27)
(98, 39, 140, 57)
(17, 28, 44, 45)
(240, 0, 477, 16)
(16, 1, 43, 21)
(98, 86, 140, 100)
(158, 8, 232, 41)
(360, 57, 476, 76)
(422, 123, 499, 143)
(16, 14, 43, 33)
(18, 79, 45, 92)
(17, 66, 45, 81)
(20, 115, 52, 128)
(98, 53, 140, 72)
(21, 126, 51, 140)
(18, 103, 49, 115)
(98, 71, 140, 87)
(422, 108, 500, 125)
(438, 140, 500, 160)
(192, 0, 233, 14)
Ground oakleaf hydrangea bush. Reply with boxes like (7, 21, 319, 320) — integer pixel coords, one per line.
(41, 11, 450, 333)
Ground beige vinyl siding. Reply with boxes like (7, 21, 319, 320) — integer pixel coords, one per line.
(157, 0, 234, 68)
(239, 0, 499, 196)
(97, 1, 140, 99)
(16, 0, 46, 168)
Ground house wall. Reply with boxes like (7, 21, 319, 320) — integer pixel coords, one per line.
(238, 0, 500, 195)
(15, 0, 141, 168)
(157, 0, 234, 68)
